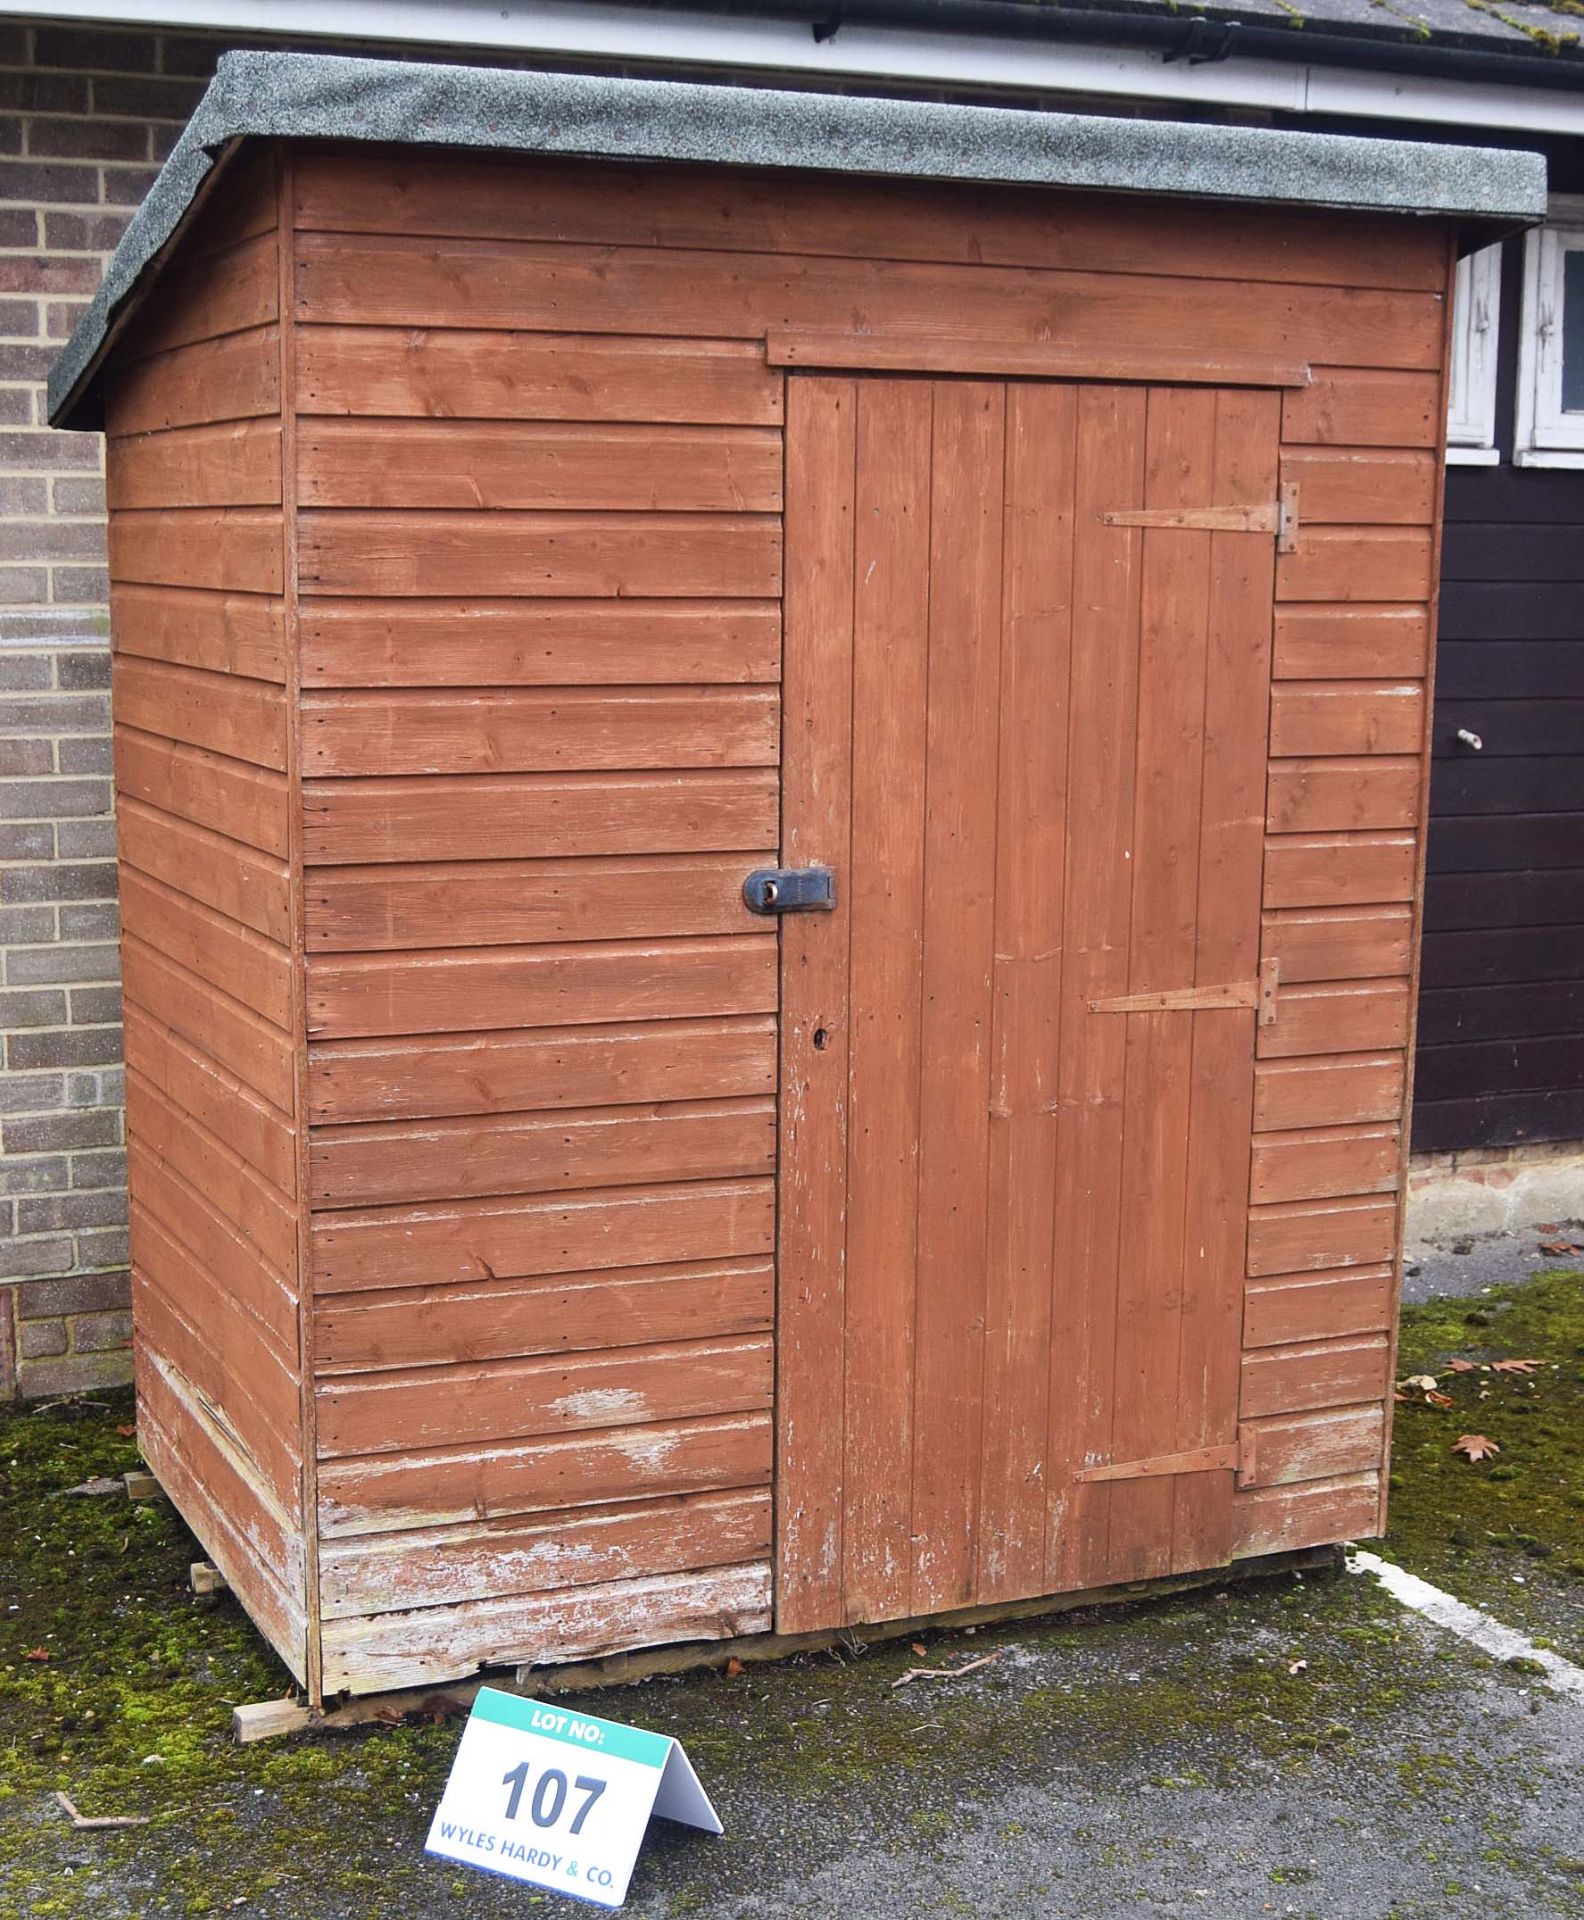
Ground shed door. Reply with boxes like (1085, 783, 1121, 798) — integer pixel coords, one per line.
(775, 374, 1280, 1633)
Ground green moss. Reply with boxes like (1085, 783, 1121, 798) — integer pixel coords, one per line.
(1385, 1268, 1584, 1660)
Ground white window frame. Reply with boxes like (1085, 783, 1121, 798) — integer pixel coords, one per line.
(1515, 195, 1584, 469)
(1445, 243, 1501, 465)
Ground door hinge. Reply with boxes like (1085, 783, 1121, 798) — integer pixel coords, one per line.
(1102, 480, 1298, 554)
(1090, 957, 1279, 1025)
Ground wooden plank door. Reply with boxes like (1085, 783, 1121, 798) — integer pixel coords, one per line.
(776, 373, 1280, 1634)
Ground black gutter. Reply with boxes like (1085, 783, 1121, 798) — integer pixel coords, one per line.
(711, 0, 1584, 92)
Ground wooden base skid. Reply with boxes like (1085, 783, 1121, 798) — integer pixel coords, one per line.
(231, 1544, 1342, 1745)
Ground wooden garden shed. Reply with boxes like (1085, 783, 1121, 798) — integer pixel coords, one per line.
(49, 53, 1543, 1703)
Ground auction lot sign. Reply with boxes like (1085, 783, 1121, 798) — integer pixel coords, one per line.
(426, 1688, 722, 1907)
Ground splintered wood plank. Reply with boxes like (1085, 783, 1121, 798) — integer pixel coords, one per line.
(115, 727, 289, 859)
(299, 420, 782, 511)
(308, 1098, 775, 1207)
(1272, 605, 1430, 681)
(1263, 832, 1417, 910)
(106, 325, 282, 437)
(976, 380, 1072, 1606)
(1258, 980, 1412, 1059)
(306, 935, 776, 1039)
(122, 937, 295, 1115)
(1246, 1194, 1398, 1276)
(304, 853, 761, 952)
(1048, 384, 1145, 1595)
(1269, 682, 1426, 757)
(1243, 1267, 1396, 1347)
(298, 600, 780, 688)
(296, 326, 782, 423)
(1241, 1407, 1385, 1488)
(108, 420, 282, 510)
(300, 769, 778, 864)
(118, 798, 291, 945)
(109, 509, 284, 594)
(318, 1410, 772, 1537)
(314, 1256, 774, 1372)
(319, 1488, 773, 1618)
(1240, 1334, 1391, 1419)
(1108, 384, 1215, 1586)
(291, 149, 1443, 292)
(1276, 528, 1434, 604)
(1173, 385, 1278, 1576)
(1281, 367, 1440, 447)
(1266, 757, 1421, 833)
(112, 656, 288, 770)
(909, 379, 1005, 1617)
(1253, 1055, 1406, 1131)
(302, 687, 780, 777)
(320, 1562, 771, 1697)
(294, 234, 1444, 369)
(312, 1176, 776, 1294)
(111, 584, 288, 682)
(1261, 905, 1414, 983)
(839, 378, 930, 1626)
(776, 375, 856, 1635)
(296, 511, 781, 599)
(1249, 1122, 1401, 1205)
(1280, 448, 1436, 525)
(120, 867, 293, 1032)
(314, 1335, 774, 1456)
(309, 1015, 776, 1123)
(1233, 1473, 1380, 1557)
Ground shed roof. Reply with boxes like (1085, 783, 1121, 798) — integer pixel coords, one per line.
(48, 49, 1546, 432)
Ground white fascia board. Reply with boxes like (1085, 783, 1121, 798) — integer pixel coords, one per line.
(21, 0, 1584, 139)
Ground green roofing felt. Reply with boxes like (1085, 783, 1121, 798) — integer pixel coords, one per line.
(48, 49, 1547, 431)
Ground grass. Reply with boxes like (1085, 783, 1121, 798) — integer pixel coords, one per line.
(1385, 1265, 1584, 1660)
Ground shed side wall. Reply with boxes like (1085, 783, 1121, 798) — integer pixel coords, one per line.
(104, 149, 307, 1682)
(285, 147, 1448, 1693)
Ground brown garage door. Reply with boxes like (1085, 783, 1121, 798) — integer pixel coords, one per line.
(776, 373, 1281, 1632)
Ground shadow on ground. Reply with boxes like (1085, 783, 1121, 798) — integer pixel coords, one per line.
(2, 1271, 1583, 1919)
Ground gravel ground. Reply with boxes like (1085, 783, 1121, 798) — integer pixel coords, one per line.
(1402, 1221, 1584, 1305)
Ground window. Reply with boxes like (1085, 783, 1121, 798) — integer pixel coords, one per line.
(1446, 243, 1500, 465)
(1515, 199, 1584, 467)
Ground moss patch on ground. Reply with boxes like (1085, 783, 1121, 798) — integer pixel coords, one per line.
(3, 1270, 1584, 1917)
(1386, 1265, 1584, 1661)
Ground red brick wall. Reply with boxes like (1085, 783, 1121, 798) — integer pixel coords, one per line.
(0, 21, 211, 1397)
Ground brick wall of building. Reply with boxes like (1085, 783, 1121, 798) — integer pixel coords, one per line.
(0, 21, 210, 1397)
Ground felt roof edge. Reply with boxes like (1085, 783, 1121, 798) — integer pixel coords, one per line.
(48, 48, 1548, 431)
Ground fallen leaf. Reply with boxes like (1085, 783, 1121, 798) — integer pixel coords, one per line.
(724, 1657, 744, 1678)
(1453, 1434, 1501, 1462)
(55, 1476, 122, 1498)
(1491, 1359, 1541, 1374)
(1539, 1241, 1570, 1256)
(23, 1647, 49, 1663)
(1537, 1223, 1560, 1233)
(1288, 1659, 1308, 1676)
(911, 1643, 928, 1657)
(1400, 1374, 1439, 1393)
(115, 1423, 136, 1438)
(1425, 1390, 1456, 1409)
(1446, 1359, 1477, 1373)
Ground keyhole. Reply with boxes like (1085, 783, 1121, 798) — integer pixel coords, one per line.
(812, 1027, 829, 1051)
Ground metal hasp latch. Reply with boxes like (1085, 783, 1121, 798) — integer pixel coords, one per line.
(743, 866, 837, 915)
(1101, 480, 1299, 555)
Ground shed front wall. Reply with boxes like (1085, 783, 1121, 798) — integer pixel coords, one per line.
(109, 140, 1451, 1698)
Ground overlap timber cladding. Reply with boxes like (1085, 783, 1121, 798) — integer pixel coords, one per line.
(106, 140, 1450, 1696)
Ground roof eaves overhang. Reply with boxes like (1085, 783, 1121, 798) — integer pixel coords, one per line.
(48, 49, 1549, 432)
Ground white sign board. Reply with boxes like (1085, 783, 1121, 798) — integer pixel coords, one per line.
(425, 1688, 722, 1908)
